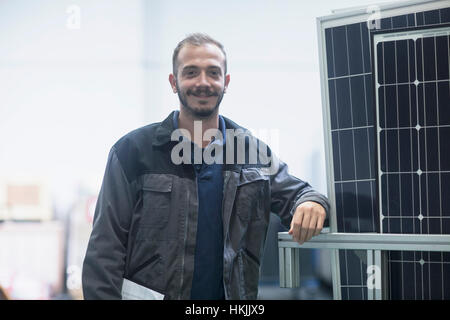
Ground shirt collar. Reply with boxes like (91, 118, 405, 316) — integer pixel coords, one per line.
(172, 110, 226, 146)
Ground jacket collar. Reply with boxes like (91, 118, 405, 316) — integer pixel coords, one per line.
(152, 111, 177, 147)
(152, 111, 252, 173)
(153, 110, 244, 147)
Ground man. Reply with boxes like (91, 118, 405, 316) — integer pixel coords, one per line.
(82, 33, 330, 300)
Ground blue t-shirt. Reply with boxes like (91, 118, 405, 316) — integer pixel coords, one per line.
(173, 111, 225, 300)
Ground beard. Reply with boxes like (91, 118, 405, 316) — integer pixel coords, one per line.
(175, 81, 225, 119)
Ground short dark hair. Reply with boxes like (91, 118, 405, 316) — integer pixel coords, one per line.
(172, 33, 227, 77)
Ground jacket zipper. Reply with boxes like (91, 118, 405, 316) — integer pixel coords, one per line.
(222, 170, 232, 299)
(180, 176, 198, 299)
(179, 186, 190, 299)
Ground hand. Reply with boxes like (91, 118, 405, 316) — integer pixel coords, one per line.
(288, 201, 326, 245)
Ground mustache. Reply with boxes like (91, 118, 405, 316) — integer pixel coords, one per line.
(187, 88, 219, 97)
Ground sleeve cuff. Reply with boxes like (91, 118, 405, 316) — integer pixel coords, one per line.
(291, 193, 330, 218)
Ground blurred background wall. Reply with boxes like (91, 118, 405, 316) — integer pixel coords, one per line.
(0, 0, 403, 299)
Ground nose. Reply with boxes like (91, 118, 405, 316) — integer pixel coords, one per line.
(195, 71, 210, 88)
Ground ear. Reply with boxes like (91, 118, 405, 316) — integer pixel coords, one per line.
(224, 74, 230, 92)
(169, 74, 177, 93)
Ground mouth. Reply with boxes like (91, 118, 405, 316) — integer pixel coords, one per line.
(194, 96, 214, 100)
(187, 89, 218, 98)
(191, 93, 215, 98)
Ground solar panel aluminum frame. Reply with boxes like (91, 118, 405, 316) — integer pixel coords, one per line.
(318, 0, 450, 29)
(316, 0, 450, 300)
(278, 232, 450, 252)
(278, 231, 450, 299)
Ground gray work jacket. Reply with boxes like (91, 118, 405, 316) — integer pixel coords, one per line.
(82, 111, 330, 300)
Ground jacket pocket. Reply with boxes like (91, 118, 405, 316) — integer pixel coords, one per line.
(237, 247, 260, 299)
(235, 170, 268, 222)
(137, 175, 173, 241)
(128, 253, 162, 279)
(140, 176, 173, 227)
(127, 240, 166, 293)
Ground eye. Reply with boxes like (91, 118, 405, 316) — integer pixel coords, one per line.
(184, 69, 198, 77)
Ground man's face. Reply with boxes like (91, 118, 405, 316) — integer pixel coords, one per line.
(170, 43, 230, 118)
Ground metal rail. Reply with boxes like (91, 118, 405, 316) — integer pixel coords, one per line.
(278, 230, 450, 299)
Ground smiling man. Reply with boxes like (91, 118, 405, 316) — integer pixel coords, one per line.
(169, 38, 230, 148)
(82, 33, 330, 300)
(171, 41, 228, 117)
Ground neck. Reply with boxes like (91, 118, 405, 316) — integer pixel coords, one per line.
(178, 107, 219, 148)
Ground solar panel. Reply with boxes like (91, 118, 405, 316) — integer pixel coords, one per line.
(323, 6, 450, 299)
(375, 25, 450, 300)
(326, 19, 379, 300)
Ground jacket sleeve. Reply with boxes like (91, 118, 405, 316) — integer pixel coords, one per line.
(269, 154, 330, 230)
(82, 146, 134, 299)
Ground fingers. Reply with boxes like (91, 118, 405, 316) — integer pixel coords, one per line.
(305, 214, 318, 243)
(290, 209, 310, 245)
(314, 213, 325, 237)
(289, 210, 303, 243)
(291, 202, 326, 244)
